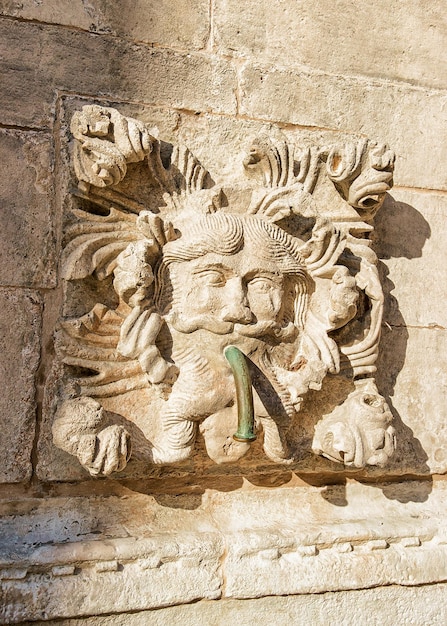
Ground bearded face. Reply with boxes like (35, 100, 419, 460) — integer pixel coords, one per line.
(157, 213, 310, 349)
(167, 251, 291, 338)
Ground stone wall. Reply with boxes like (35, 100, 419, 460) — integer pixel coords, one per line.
(0, 2, 446, 623)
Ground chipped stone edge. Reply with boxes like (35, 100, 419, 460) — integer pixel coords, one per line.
(2, 530, 447, 622)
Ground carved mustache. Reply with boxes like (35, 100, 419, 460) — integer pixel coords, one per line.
(170, 312, 297, 341)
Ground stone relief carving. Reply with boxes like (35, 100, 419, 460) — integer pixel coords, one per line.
(51, 104, 396, 476)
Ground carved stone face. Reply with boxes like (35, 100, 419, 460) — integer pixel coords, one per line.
(159, 213, 309, 342)
(168, 251, 286, 336)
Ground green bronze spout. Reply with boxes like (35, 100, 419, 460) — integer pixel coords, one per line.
(224, 345, 257, 443)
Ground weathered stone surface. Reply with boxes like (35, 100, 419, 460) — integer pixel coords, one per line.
(377, 189, 446, 328)
(239, 63, 447, 192)
(216, 480, 447, 596)
(214, 0, 447, 90)
(1, 480, 447, 621)
(377, 326, 447, 475)
(33, 99, 444, 482)
(0, 1, 210, 49)
(0, 1, 95, 30)
(0, 493, 222, 622)
(0, 289, 41, 483)
(45, 103, 397, 479)
(224, 540, 447, 598)
(33, 583, 447, 626)
(0, 20, 236, 129)
(0, 129, 56, 288)
(1, 548, 222, 623)
(1, 2, 447, 621)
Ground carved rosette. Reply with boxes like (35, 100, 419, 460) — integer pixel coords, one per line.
(51, 104, 396, 476)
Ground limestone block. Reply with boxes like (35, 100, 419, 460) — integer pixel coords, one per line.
(0, 129, 56, 288)
(239, 63, 447, 191)
(214, 0, 447, 89)
(1, 554, 221, 623)
(0, 20, 237, 129)
(376, 189, 446, 328)
(29, 585, 447, 626)
(0, 494, 223, 622)
(214, 481, 447, 596)
(2, 481, 447, 620)
(0, 1, 210, 49)
(224, 540, 447, 597)
(0, 495, 219, 565)
(0, 1, 94, 30)
(206, 480, 443, 542)
(0, 289, 41, 483)
(376, 326, 447, 474)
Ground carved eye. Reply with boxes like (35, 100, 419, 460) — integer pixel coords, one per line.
(196, 270, 226, 286)
(248, 276, 275, 292)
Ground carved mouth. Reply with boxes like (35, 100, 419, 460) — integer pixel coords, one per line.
(169, 313, 234, 335)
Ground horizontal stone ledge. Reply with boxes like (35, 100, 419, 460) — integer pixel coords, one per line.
(224, 540, 447, 599)
(0, 557, 223, 623)
(21, 586, 447, 626)
(2, 535, 447, 622)
(0, 521, 439, 570)
(0, 534, 436, 573)
(14, 533, 224, 568)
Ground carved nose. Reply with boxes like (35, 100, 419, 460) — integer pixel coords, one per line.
(221, 278, 253, 324)
(222, 305, 253, 324)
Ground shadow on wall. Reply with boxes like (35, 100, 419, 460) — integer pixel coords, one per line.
(283, 193, 433, 507)
(271, 193, 433, 507)
(372, 193, 432, 502)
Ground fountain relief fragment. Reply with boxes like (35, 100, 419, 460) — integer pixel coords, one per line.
(51, 105, 396, 476)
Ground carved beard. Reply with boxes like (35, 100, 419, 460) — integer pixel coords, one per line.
(156, 324, 300, 464)
(158, 328, 242, 452)
(157, 322, 297, 446)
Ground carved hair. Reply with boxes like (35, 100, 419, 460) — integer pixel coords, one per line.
(162, 213, 306, 269)
(156, 213, 312, 321)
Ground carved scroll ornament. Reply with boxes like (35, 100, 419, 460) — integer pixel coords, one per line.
(51, 105, 396, 476)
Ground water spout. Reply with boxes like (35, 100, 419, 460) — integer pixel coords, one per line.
(224, 345, 257, 443)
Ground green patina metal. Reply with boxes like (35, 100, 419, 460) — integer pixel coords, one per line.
(224, 345, 257, 443)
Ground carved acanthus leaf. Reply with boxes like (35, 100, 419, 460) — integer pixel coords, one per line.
(243, 135, 295, 188)
(56, 304, 150, 398)
(62, 206, 140, 280)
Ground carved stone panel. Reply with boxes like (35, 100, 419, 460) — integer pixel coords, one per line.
(47, 102, 397, 478)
